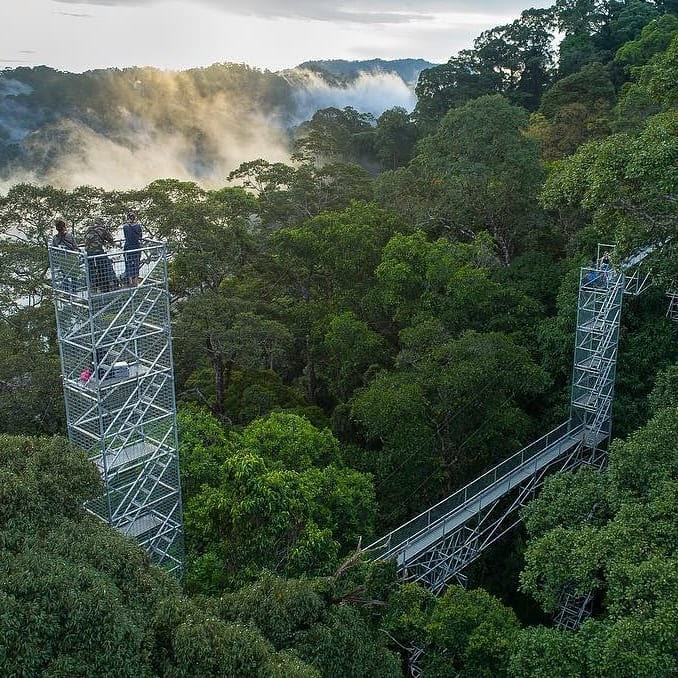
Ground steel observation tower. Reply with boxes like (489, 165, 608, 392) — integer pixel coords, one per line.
(49, 239, 184, 575)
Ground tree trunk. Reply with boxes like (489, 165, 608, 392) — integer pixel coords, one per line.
(212, 351, 225, 416)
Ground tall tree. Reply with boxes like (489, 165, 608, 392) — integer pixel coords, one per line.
(541, 108, 678, 286)
(292, 106, 376, 168)
(532, 62, 617, 159)
(262, 202, 407, 402)
(474, 8, 557, 111)
(0, 183, 73, 314)
(351, 328, 550, 527)
(414, 50, 503, 131)
(404, 95, 546, 263)
(312, 311, 390, 405)
(384, 583, 520, 677)
(229, 159, 373, 228)
(183, 412, 377, 592)
(374, 107, 419, 170)
(173, 288, 294, 417)
(0, 316, 64, 434)
(222, 572, 401, 677)
(554, 0, 661, 75)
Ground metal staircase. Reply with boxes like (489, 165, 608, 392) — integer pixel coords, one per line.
(570, 264, 625, 454)
(50, 240, 184, 575)
(667, 291, 678, 322)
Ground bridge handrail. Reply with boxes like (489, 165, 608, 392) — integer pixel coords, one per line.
(620, 244, 656, 271)
(366, 419, 582, 560)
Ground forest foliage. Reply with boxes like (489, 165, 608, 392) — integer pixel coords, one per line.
(0, 0, 677, 675)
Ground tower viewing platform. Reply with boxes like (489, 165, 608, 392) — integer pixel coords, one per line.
(49, 240, 184, 575)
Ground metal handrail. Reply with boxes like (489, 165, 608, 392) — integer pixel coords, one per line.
(367, 420, 580, 559)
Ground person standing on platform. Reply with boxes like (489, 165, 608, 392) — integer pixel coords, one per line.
(84, 217, 116, 292)
(51, 219, 78, 251)
(51, 219, 80, 291)
(123, 212, 143, 286)
(599, 253, 612, 287)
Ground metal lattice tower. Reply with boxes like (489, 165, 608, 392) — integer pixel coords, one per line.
(667, 291, 678, 322)
(49, 240, 184, 575)
(554, 246, 654, 629)
(550, 261, 625, 630)
(569, 257, 624, 463)
(553, 586, 594, 630)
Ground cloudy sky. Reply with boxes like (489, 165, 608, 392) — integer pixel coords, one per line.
(2, 0, 551, 73)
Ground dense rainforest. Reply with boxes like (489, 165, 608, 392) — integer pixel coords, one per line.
(0, 0, 677, 676)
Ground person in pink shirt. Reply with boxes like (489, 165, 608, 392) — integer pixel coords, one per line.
(79, 365, 93, 384)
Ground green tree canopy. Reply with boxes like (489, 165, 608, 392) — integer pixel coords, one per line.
(517, 405, 678, 676)
(292, 106, 376, 167)
(351, 329, 550, 527)
(374, 106, 419, 170)
(385, 95, 546, 262)
(541, 108, 677, 285)
(182, 412, 376, 593)
(384, 582, 520, 677)
(228, 159, 373, 228)
(414, 50, 503, 130)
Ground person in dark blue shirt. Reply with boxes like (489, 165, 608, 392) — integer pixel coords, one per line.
(123, 212, 143, 285)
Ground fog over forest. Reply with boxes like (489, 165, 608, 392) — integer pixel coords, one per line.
(1, 4, 676, 675)
(0, 60, 425, 191)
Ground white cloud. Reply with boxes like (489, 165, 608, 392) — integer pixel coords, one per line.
(53, 0, 551, 23)
(289, 70, 417, 122)
(0, 0, 552, 74)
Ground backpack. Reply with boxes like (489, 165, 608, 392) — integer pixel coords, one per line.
(84, 226, 104, 253)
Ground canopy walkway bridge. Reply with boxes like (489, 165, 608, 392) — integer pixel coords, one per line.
(366, 247, 653, 609)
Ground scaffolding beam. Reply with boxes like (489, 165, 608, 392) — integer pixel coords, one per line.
(667, 291, 678, 322)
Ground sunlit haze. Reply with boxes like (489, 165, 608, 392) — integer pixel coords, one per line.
(0, 0, 555, 191)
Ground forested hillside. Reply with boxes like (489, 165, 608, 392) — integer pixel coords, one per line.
(0, 59, 428, 189)
(0, 0, 676, 676)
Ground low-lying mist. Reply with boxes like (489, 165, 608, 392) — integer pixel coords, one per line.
(287, 68, 417, 123)
(0, 63, 421, 192)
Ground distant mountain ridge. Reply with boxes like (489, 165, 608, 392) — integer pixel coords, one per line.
(0, 58, 430, 189)
(295, 58, 436, 86)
